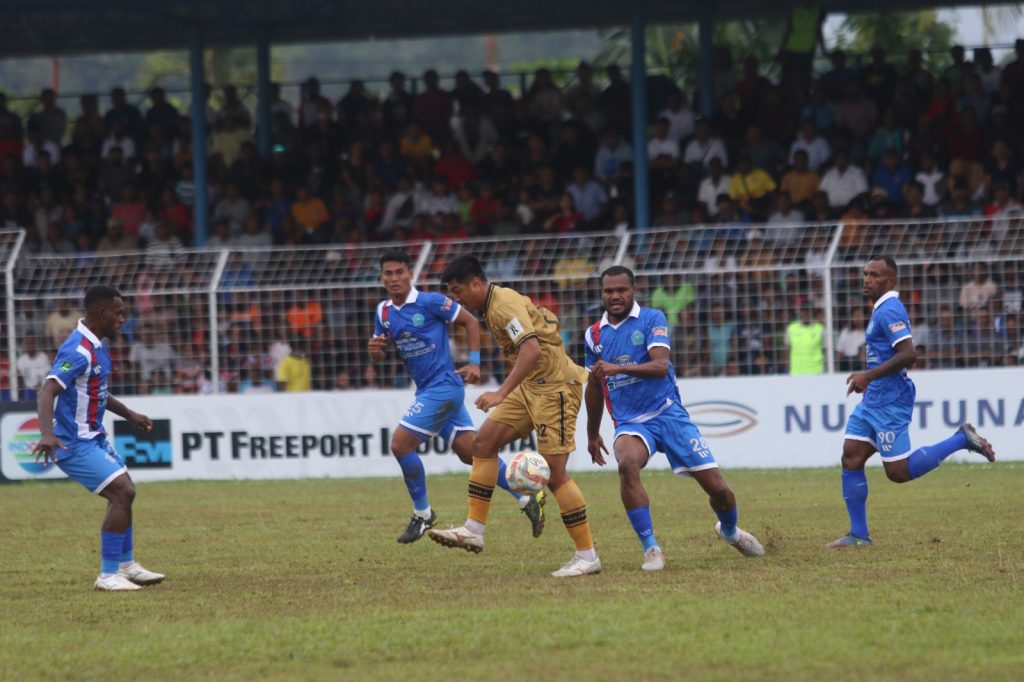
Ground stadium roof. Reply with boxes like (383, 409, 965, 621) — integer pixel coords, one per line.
(0, 0, 978, 58)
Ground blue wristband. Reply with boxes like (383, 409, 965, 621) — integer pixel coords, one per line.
(468, 351, 481, 365)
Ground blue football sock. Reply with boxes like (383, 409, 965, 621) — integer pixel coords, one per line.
(495, 458, 521, 498)
(716, 506, 739, 541)
(119, 526, 134, 564)
(396, 452, 429, 512)
(841, 468, 870, 539)
(100, 531, 125, 576)
(626, 506, 659, 550)
(907, 431, 968, 480)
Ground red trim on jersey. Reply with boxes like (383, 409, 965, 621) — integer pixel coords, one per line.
(590, 321, 617, 427)
(81, 338, 100, 431)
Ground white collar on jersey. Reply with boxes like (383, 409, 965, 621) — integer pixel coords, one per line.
(76, 318, 103, 347)
(873, 290, 900, 310)
(387, 287, 420, 310)
(600, 301, 641, 329)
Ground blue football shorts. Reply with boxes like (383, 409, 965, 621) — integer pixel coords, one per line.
(845, 401, 914, 461)
(613, 402, 719, 475)
(399, 383, 475, 447)
(56, 435, 128, 494)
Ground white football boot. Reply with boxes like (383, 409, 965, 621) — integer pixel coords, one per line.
(551, 554, 602, 577)
(716, 522, 765, 557)
(119, 561, 166, 585)
(641, 546, 666, 571)
(427, 525, 485, 553)
(94, 573, 143, 591)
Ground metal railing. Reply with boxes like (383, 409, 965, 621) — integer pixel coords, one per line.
(4, 215, 1023, 396)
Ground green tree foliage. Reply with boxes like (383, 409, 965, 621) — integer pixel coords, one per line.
(831, 11, 957, 72)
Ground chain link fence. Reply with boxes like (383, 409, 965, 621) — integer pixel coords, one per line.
(3, 217, 1022, 398)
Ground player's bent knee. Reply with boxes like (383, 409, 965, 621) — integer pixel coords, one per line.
(884, 465, 912, 484)
(105, 475, 135, 506)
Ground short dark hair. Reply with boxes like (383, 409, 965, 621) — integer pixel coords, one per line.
(600, 265, 636, 286)
(441, 255, 487, 285)
(868, 255, 898, 276)
(379, 251, 413, 269)
(84, 285, 122, 311)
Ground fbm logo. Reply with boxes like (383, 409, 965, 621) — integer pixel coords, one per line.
(114, 419, 172, 468)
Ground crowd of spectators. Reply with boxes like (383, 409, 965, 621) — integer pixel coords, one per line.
(2, 39, 1024, 394)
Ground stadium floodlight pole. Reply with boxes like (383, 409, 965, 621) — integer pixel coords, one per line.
(822, 220, 846, 374)
(189, 27, 210, 247)
(208, 248, 230, 394)
(630, 0, 650, 230)
(411, 241, 434, 285)
(257, 28, 272, 158)
(698, 0, 714, 119)
(4, 229, 26, 397)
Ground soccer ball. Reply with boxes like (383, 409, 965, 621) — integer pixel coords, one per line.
(505, 450, 550, 495)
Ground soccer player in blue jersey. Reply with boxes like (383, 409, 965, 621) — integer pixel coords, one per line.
(584, 266, 764, 571)
(31, 286, 165, 591)
(828, 256, 996, 547)
(369, 252, 544, 543)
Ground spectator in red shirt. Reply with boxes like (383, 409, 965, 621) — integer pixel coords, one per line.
(543, 193, 584, 233)
(947, 106, 984, 164)
(470, 184, 499, 231)
(414, 70, 453, 142)
(110, 183, 147, 238)
(433, 139, 475, 189)
(736, 56, 773, 114)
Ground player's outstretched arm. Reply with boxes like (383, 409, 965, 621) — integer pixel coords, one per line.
(474, 337, 541, 412)
(584, 378, 608, 466)
(847, 338, 917, 395)
(107, 395, 153, 432)
(31, 378, 66, 463)
(453, 307, 481, 384)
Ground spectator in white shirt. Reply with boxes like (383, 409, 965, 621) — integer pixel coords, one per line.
(818, 148, 868, 209)
(789, 119, 831, 172)
(683, 118, 728, 170)
(100, 120, 137, 160)
(697, 157, 731, 216)
(593, 128, 633, 183)
(16, 335, 51, 396)
(647, 117, 680, 161)
(658, 88, 696, 145)
(835, 306, 867, 371)
(914, 152, 945, 206)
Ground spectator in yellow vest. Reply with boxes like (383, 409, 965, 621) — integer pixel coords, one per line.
(276, 339, 312, 392)
(785, 302, 825, 375)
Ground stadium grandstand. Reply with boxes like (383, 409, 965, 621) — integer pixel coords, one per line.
(0, 3, 1023, 398)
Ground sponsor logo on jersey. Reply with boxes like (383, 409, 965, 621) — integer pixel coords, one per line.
(630, 330, 645, 345)
(59, 361, 73, 372)
(506, 317, 524, 340)
(888, 321, 907, 333)
(412, 313, 425, 327)
(651, 326, 669, 337)
(441, 298, 454, 313)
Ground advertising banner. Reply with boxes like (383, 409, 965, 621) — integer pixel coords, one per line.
(2, 368, 1019, 484)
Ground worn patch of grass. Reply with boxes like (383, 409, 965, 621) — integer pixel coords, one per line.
(2, 465, 1022, 680)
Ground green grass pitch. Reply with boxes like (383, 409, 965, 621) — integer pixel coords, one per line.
(2, 464, 1022, 681)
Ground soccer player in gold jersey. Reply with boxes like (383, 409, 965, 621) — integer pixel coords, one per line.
(428, 255, 601, 577)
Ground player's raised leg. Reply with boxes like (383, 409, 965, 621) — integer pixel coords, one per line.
(613, 434, 664, 571)
(827, 437, 876, 547)
(391, 426, 436, 543)
(451, 430, 546, 538)
(689, 468, 764, 557)
(884, 423, 996, 484)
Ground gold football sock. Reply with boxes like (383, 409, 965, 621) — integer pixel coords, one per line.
(467, 457, 499, 526)
(553, 479, 594, 551)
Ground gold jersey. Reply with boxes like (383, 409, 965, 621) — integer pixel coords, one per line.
(482, 284, 588, 389)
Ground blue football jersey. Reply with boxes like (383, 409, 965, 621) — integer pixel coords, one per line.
(584, 303, 680, 425)
(45, 320, 112, 443)
(863, 290, 915, 407)
(375, 288, 463, 391)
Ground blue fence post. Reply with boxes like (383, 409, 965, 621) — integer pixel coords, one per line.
(630, 0, 650, 230)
